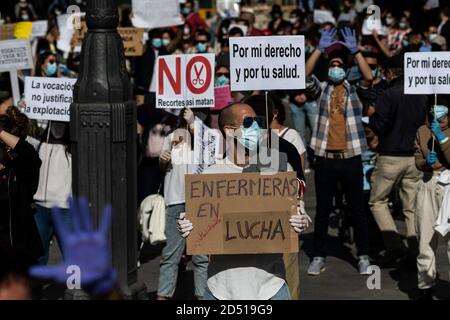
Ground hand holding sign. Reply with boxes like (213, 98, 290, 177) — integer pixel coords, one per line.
(178, 212, 193, 238)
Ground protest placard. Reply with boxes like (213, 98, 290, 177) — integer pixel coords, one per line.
(229, 36, 305, 91)
(404, 52, 450, 94)
(0, 39, 33, 104)
(0, 24, 16, 40)
(156, 53, 215, 109)
(217, 0, 240, 18)
(24, 76, 76, 122)
(31, 20, 48, 38)
(228, 24, 248, 36)
(57, 13, 76, 52)
(13, 22, 33, 39)
(192, 118, 221, 174)
(313, 9, 336, 25)
(131, 0, 183, 29)
(71, 22, 144, 56)
(185, 171, 299, 255)
(213, 85, 232, 111)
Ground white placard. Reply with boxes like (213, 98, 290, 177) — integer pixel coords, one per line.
(24, 76, 76, 122)
(362, 17, 386, 36)
(56, 13, 75, 52)
(313, 9, 336, 25)
(156, 53, 215, 109)
(0, 39, 33, 72)
(132, 0, 183, 29)
(404, 52, 450, 94)
(217, 0, 240, 19)
(192, 117, 220, 174)
(31, 20, 48, 38)
(229, 36, 306, 91)
(228, 24, 248, 36)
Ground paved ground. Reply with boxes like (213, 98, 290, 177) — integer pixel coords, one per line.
(45, 171, 450, 300)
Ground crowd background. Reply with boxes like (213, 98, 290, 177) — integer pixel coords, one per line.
(1, 0, 450, 300)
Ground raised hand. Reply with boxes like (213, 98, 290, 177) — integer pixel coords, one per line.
(318, 28, 338, 53)
(339, 27, 359, 54)
(29, 197, 116, 296)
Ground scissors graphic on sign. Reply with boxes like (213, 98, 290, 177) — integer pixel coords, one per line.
(192, 64, 205, 85)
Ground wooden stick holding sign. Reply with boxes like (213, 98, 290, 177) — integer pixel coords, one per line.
(185, 172, 299, 255)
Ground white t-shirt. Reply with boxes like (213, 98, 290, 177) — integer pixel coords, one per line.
(277, 128, 306, 156)
(161, 130, 194, 206)
(203, 158, 287, 300)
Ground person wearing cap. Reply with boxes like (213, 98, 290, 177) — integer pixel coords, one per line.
(414, 97, 450, 300)
(369, 54, 428, 267)
(304, 27, 373, 275)
(239, 8, 264, 36)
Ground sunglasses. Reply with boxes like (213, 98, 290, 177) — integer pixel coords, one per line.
(243, 116, 265, 129)
(217, 72, 229, 77)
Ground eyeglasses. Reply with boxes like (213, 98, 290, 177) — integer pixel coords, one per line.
(217, 72, 229, 77)
(242, 116, 265, 129)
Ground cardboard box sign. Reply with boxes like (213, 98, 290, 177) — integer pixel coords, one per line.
(71, 21, 144, 56)
(185, 172, 299, 255)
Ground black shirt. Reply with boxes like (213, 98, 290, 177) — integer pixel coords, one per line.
(0, 168, 10, 235)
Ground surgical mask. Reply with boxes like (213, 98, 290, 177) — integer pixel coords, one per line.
(434, 105, 448, 121)
(196, 42, 207, 53)
(402, 39, 409, 47)
(385, 17, 394, 25)
(429, 33, 438, 42)
(238, 121, 261, 151)
(46, 62, 57, 76)
(182, 7, 192, 15)
(290, 17, 297, 24)
(21, 15, 29, 20)
(399, 22, 408, 29)
(152, 38, 162, 48)
(184, 27, 190, 35)
(162, 39, 170, 47)
(328, 67, 346, 83)
(371, 69, 378, 78)
(215, 75, 229, 87)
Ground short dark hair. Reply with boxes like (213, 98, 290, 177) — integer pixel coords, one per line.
(442, 7, 450, 18)
(195, 28, 211, 42)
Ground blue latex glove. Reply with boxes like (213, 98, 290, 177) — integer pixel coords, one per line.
(431, 118, 447, 143)
(318, 28, 338, 53)
(339, 27, 359, 55)
(426, 150, 437, 167)
(30, 197, 116, 296)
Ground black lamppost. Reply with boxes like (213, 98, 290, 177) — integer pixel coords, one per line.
(69, 0, 146, 299)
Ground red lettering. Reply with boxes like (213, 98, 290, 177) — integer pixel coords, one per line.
(158, 57, 181, 95)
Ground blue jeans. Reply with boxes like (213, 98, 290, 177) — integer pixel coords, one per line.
(289, 101, 318, 145)
(34, 204, 73, 265)
(203, 282, 292, 300)
(157, 204, 208, 298)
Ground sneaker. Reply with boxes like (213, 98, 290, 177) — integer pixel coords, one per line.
(307, 257, 326, 275)
(358, 255, 371, 275)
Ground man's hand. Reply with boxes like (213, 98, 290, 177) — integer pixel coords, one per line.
(177, 212, 193, 238)
(29, 197, 117, 297)
(160, 150, 172, 163)
(290, 200, 312, 234)
(318, 28, 338, 53)
(431, 119, 448, 143)
(339, 27, 359, 55)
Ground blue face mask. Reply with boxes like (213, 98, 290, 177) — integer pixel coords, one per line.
(402, 39, 409, 47)
(152, 38, 162, 48)
(399, 22, 408, 29)
(162, 39, 170, 47)
(239, 121, 261, 151)
(434, 105, 448, 121)
(328, 67, 346, 83)
(182, 7, 192, 15)
(371, 69, 378, 78)
(196, 42, 208, 53)
(46, 62, 57, 76)
(215, 75, 229, 87)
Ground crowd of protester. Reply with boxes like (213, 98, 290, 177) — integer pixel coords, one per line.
(1, 0, 450, 300)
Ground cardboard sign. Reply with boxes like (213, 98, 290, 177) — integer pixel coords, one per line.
(156, 53, 215, 109)
(131, 0, 183, 29)
(0, 39, 33, 72)
(229, 36, 306, 91)
(192, 118, 221, 174)
(185, 172, 299, 255)
(71, 22, 144, 56)
(0, 24, 16, 40)
(404, 52, 450, 94)
(313, 9, 336, 25)
(213, 85, 232, 111)
(24, 76, 76, 122)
